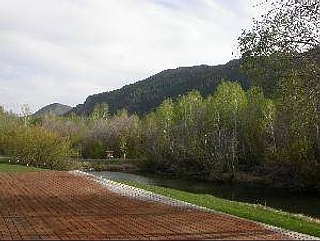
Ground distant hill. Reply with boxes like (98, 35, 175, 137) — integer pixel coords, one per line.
(33, 103, 72, 117)
(67, 59, 250, 116)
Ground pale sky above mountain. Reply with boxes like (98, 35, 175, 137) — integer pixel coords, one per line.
(0, 0, 267, 114)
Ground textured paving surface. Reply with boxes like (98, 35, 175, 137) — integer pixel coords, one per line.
(0, 171, 293, 240)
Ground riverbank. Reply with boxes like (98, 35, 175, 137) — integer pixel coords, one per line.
(119, 180, 320, 238)
(140, 161, 320, 193)
(77, 158, 140, 172)
(43, 156, 320, 193)
(91, 170, 320, 219)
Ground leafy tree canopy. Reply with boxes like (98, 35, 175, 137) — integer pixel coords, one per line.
(238, 0, 320, 95)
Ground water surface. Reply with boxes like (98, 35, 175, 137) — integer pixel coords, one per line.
(90, 170, 320, 218)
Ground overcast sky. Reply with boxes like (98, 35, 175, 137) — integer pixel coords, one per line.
(0, 0, 266, 114)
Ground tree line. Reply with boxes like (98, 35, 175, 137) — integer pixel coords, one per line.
(0, 0, 318, 191)
(0, 77, 319, 190)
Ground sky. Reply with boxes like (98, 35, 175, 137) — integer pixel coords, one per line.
(0, 0, 266, 114)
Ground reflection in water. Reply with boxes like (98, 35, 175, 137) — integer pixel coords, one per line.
(89, 171, 320, 218)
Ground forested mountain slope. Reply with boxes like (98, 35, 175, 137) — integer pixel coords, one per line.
(33, 103, 72, 117)
(68, 59, 250, 116)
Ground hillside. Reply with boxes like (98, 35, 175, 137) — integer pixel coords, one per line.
(68, 59, 250, 116)
(33, 103, 72, 117)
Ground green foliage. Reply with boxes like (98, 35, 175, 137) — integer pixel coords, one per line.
(237, 0, 320, 189)
(206, 82, 247, 175)
(0, 108, 19, 155)
(173, 90, 204, 156)
(82, 140, 106, 159)
(91, 102, 109, 120)
(242, 86, 276, 164)
(213, 81, 248, 124)
(0, 111, 77, 170)
(155, 98, 175, 143)
(238, 1, 319, 97)
(15, 126, 75, 169)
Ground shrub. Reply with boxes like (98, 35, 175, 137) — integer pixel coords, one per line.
(4, 125, 77, 170)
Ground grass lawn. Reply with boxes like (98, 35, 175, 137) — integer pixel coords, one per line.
(121, 181, 320, 238)
(0, 158, 46, 172)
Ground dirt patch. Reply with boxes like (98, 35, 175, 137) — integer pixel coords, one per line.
(0, 171, 294, 240)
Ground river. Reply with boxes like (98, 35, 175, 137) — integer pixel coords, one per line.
(89, 170, 320, 219)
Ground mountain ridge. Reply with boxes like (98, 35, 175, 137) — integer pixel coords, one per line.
(60, 59, 250, 116)
(33, 103, 72, 117)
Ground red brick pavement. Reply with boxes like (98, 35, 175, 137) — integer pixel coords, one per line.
(0, 171, 292, 240)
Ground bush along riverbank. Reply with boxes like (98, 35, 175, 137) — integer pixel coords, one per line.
(120, 180, 320, 238)
(77, 158, 141, 172)
(140, 159, 320, 193)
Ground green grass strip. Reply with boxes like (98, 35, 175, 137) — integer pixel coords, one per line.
(0, 159, 47, 172)
(120, 180, 320, 237)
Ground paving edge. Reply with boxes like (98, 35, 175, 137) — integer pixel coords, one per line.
(70, 170, 319, 240)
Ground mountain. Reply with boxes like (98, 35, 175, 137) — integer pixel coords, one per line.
(33, 103, 72, 117)
(68, 59, 250, 116)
